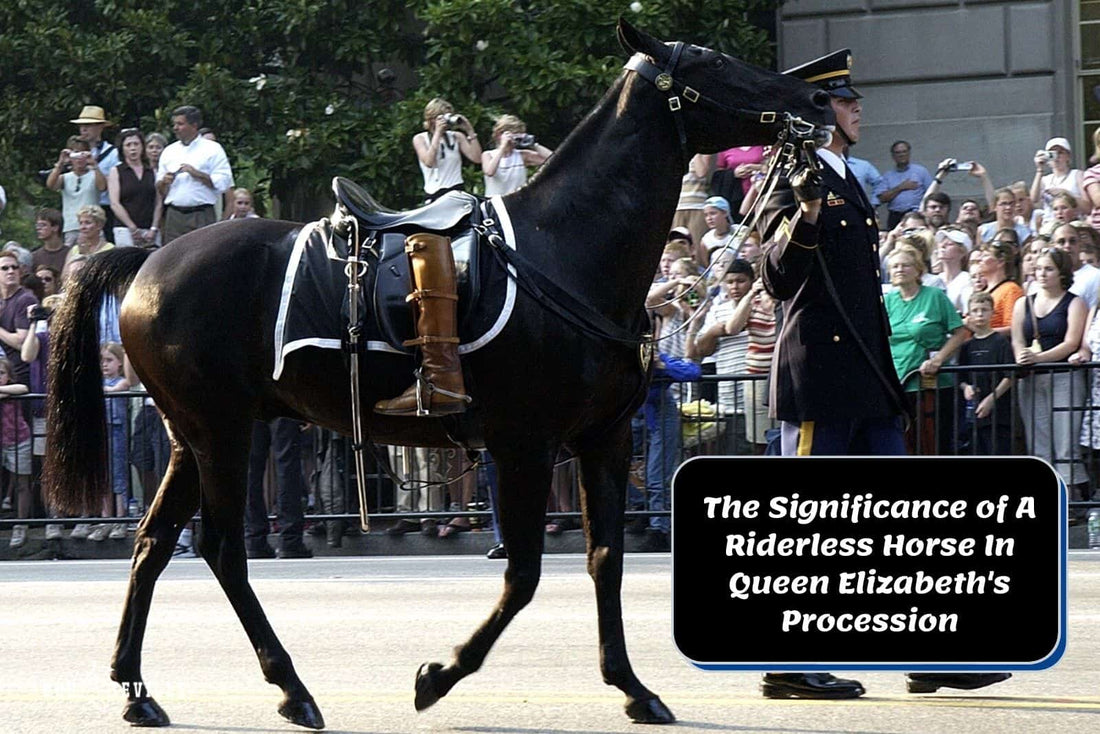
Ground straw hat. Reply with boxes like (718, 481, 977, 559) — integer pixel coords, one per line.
(70, 105, 112, 125)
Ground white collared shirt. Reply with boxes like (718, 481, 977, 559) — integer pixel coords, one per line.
(157, 136, 234, 207)
(816, 148, 847, 178)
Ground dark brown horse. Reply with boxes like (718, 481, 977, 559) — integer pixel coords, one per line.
(44, 20, 832, 730)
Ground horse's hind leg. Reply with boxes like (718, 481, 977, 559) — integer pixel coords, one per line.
(414, 442, 554, 711)
(111, 421, 199, 727)
(192, 420, 324, 730)
(576, 424, 675, 724)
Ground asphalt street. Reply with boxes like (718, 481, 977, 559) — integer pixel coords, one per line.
(1, 554, 1099, 733)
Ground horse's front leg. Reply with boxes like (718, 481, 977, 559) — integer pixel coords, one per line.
(110, 426, 198, 727)
(576, 422, 675, 724)
(415, 439, 555, 711)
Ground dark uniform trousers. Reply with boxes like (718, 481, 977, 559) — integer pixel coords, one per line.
(244, 418, 308, 544)
(761, 157, 907, 457)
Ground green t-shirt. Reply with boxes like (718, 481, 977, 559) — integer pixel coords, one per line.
(885, 285, 963, 392)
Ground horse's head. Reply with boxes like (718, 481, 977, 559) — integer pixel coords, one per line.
(617, 19, 835, 153)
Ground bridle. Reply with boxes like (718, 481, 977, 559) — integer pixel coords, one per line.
(624, 43, 828, 168)
(630, 43, 831, 337)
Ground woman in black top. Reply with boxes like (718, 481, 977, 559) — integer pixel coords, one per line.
(108, 129, 161, 247)
(1012, 247, 1088, 489)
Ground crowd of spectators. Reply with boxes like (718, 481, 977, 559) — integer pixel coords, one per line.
(14, 97, 1100, 554)
(636, 133, 1100, 533)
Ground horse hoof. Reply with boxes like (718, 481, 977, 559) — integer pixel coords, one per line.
(414, 662, 444, 711)
(277, 697, 325, 730)
(122, 697, 170, 727)
(625, 696, 676, 724)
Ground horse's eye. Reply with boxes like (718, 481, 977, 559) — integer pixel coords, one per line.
(711, 57, 726, 69)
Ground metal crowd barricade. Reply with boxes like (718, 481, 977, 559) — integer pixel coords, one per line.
(7, 366, 1100, 535)
(901, 361, 1100, 515)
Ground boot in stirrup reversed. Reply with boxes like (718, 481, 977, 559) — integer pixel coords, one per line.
(375, 232, 471, 417)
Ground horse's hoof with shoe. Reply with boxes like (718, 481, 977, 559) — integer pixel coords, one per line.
(277, 696, 325, 730)
(122, 697, 170, 727)
(625, 695, 676, 724)
(414, 661, 445, 711)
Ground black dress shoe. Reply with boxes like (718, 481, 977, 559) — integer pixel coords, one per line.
(906, 672, 1011, 693)
(761, 673, 865, 699)
(385, 519, 420, 536)
(486, 543, 507, 559)
(277, 541, 314, 559)
(245, 542, 277, 559)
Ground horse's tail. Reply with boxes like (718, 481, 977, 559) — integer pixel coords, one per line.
(44, 247, 152, 515)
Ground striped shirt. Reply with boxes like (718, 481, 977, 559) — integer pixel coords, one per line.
(706, 298, 749, 414)
(744, 295, 777, 374)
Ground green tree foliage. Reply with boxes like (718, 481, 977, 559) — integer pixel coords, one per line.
(0, 0, 777, 236)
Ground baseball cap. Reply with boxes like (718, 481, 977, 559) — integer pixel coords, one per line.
(1045, 137, 1071, 153)
(936, 228, 972, 251)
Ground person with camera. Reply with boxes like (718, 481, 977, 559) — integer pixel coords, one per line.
(413, 98, 482, 202)
(481, 114, 553, 197)
(46, 137, 106, 246)
(1030, 137, 1083, 232)
(921, 158, 995, 225)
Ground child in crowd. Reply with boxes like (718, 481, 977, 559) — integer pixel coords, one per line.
(91, 342, 131, 542)
(690, 259, 755, 454)
(1039, 192, 1079, 237)
(700, 196, 735, 268)
(957, 292, 1014, 455)
(0, 358, 32, 548)
(226, 188, 260, 219)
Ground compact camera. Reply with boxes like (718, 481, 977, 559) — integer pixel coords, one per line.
(1040, 150, 1055, 162)
(510, 133, 536, 149)
(948, 160, 974, 172)
(442, 113, 463, 127)
(29, 305, 53, 321)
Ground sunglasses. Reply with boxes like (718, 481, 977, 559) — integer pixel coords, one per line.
(0, 265, 19, 272)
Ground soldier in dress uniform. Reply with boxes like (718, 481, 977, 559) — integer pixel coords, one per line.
(755, 49, 1010, 700)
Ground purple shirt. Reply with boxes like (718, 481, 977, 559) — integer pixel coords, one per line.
(0, 287, 37, 385)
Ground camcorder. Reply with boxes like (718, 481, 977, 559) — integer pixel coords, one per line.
(948, 161, 974, 172)
(29, 305, 53, 321)
(511, 133, 537, 149)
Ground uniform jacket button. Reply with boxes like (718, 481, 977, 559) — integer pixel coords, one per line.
(841, 220, 847, 227)
(866, 218, 874, 226)
(833, 335, 840, 342)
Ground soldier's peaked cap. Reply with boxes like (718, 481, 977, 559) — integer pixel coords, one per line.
(783, 49, 861, 99)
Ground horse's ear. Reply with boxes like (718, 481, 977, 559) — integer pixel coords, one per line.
(617, 17, 670, 65)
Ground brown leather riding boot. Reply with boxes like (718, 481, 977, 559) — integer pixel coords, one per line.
(375, 233, 471, 417)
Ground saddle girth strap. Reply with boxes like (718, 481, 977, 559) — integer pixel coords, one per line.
(403, 335, 460, 347)
(405, 289, 459, 303)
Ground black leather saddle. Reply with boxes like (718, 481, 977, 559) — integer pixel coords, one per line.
(329, 177, 488, 353)
(334, 176, 478, 233)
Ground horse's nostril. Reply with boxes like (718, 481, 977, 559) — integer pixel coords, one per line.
(812, 90, 831, 109)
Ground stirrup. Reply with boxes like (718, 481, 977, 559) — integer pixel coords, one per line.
(413, 368, 472, 417)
